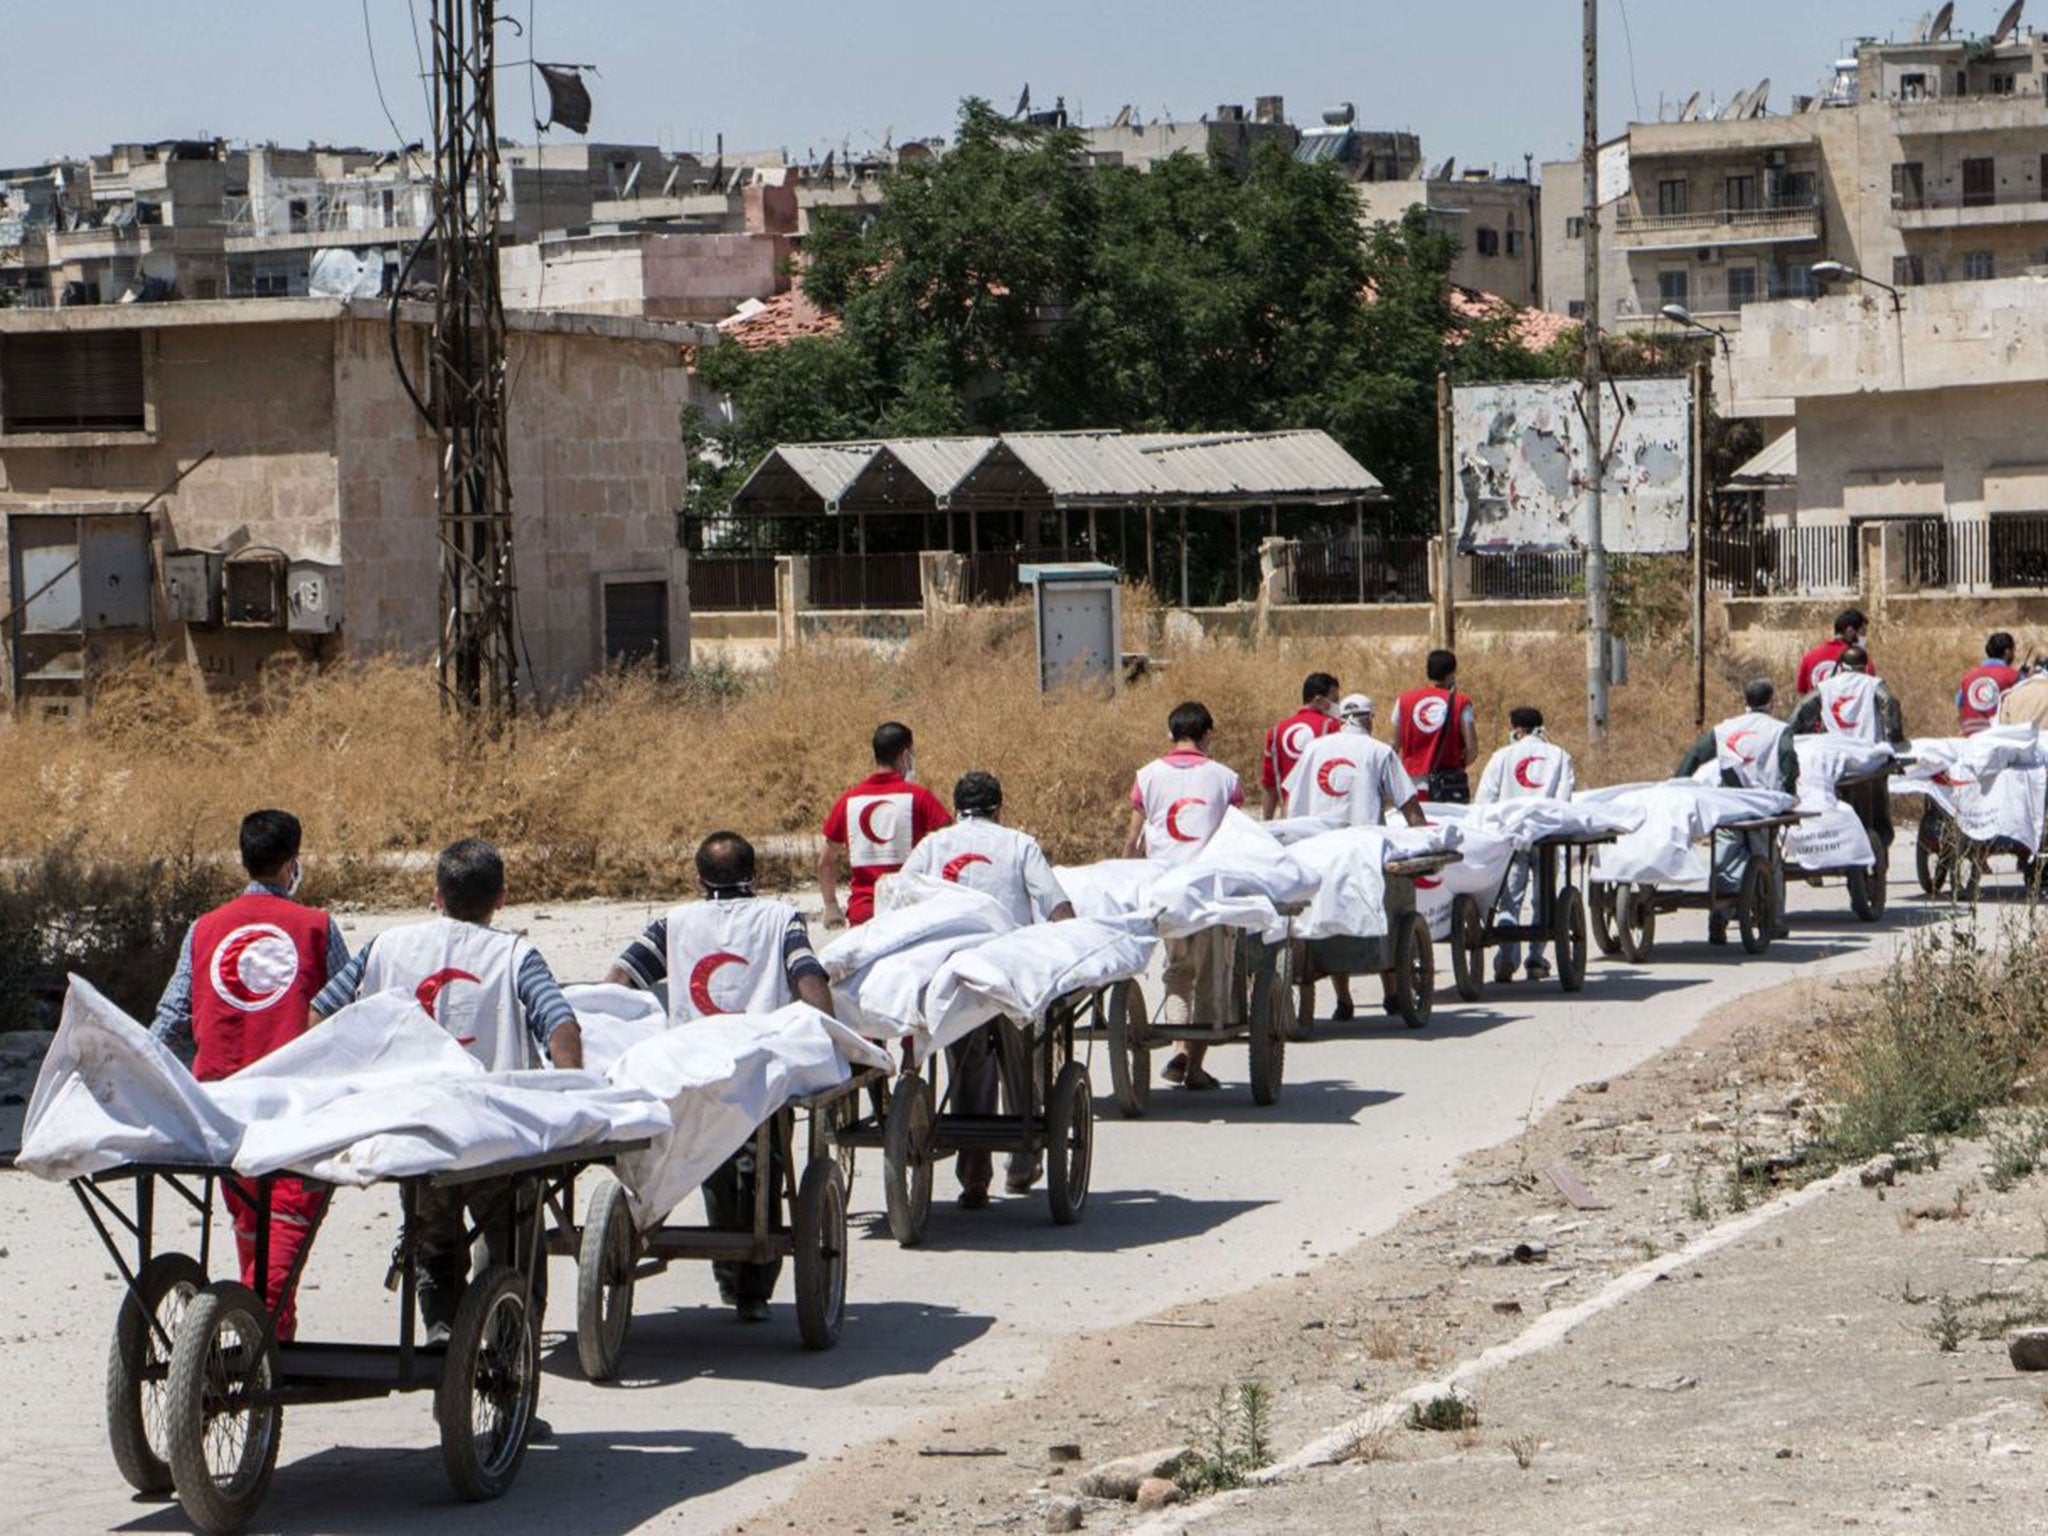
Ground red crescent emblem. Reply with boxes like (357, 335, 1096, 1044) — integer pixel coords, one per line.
(942, 853, 992, 883)
(1829, 696, 1857, 730)
(1513, 756, 1544, 790)
(688, 951, 746, 1016)
(1966, 676, 2001, 713)
(1315, 758, 1354, 797)
(857, 799, 896, 845)
(414, 968, 480, 1024)
(1413, 874, 1444, 890)
(1281, 721, 1315, 762)
(1413, 697, 1449, 734)
(209, 924, 299, 1012)
(1725, 727, 1757, 764)
(1164, 797, 1206, 842)
(1812, 659, 1839, 686)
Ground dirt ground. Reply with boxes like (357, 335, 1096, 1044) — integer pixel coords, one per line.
(742, 969, 2048, 1536)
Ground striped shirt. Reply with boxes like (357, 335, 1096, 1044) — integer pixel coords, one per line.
(311, 935, 575, 1052)
(613, 904, 825, 993)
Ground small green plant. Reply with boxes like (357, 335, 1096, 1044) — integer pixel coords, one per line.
(1927, 1292, 1966, 1353)
(1507, 1433, 1541, 1470)
(1686, 1165, 1713, 1223)
(1184, 1381, 1276, 1494)
(1407, 1390, 1480, 1433)
(1984, 1110, 2048, 1193)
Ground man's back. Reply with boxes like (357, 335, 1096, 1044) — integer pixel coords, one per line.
(1261, 707, 1340, 799)
(663, 896, 803, 1021)
(901, 817, 1067, 927)
(1477, 736, 1574, 802)
(1283, 732, 1413, 825)
(359, 916, 532, 1069)
(1133, 750, 1241, 861)
(185, 889, 335, 1080)
(1960, 660, 2022, 735)
(1392, 685, 1472, 780)
(823, 770, 952, 924)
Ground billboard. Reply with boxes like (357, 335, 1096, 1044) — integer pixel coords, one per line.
(1452, 377, 1695, 554)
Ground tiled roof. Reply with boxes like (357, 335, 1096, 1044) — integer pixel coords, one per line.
(717, 285, 842, 350)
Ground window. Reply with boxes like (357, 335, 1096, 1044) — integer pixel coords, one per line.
(1567, 300, 1586, 319)
(252, 272, 290, 298)
(1658, 268, 1689, 306)
(1779, 170, 1818, 208)
(1963, 157, 1996, 208)
(1657, 179, 1689, 216)
(1475, 227, 1500, 257)
(1726, 175, 1758, 212)
(1505, 228, 1524, 256)
(379, 189, 396, 225)
(1727, 266, 1759, 307)
(0, 332, 146, 433)
(602, 580, 670, 671)
(1900, 72, 1928, 99)
(1992, 73, 2018, 95)
(287, 198, 309, 233)
(1965, 250, 1996, 280)
(1891, 161, 1925, 210)
(1893, 254, 1926, 287)
(1566, 216, 1585, 239)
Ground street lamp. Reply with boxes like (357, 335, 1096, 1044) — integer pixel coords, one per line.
(1660, 302, 1732, 359)
(1811, 260, 1903, 313)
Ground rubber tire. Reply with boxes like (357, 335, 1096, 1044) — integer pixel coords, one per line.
(1449, 894, 1486, 1003)
(163, 1281, 281, 1536)
(1391, 912, 1435, 1030)
(1247, 946, 1289, 1108)
(1614, 884, 1656, 964)
(1045, 1061, 1095, 1225)
(882, 1073, 935, 1248)
(107, 1250, 207, 1495)
(437, 1265, 539, 1503)
(1554, 885, 1589, 993)
(1105, 980, 1150, 1120)
(1915, 834, 1939, 897)
(1738, 860, 1772, 955)
(1847, 842, 1886, 922)
(1589, 881, 1621, 957)
(574, 1177, 635, 1383)
(1283, 939, 1314, 1042)
(793, 1158, 848, 1349)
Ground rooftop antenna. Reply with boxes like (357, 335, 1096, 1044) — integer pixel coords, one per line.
(1994, 0, 2025, 44)
(1911, 10, 1933, 42)
(1718, 86, 1749, 119)
(1747, 77, 1772, 116)
(1678, 89, 1702, 121)
(1929, 1, 1954, 39)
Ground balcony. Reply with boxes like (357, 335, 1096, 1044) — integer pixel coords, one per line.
(1893, 186, 2048, 231)
(1614, 202, 1822, 251)
(1889, 88, 2048, 136)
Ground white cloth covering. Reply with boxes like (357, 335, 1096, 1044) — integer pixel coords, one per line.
(1146, 810, 1320, 941)
(820, 881, 1015, 976)
(1780, 737, 1893, 873)
(1584, 782, 1796, 888)
(1897, 726, 2047, 851)
(919, 920, 1158, 1063)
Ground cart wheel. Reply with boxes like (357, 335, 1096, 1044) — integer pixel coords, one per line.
(1045, 1062, 1094, 1225)
(1954, 849, 1984, 905)
(437, 1265, 539, 1503)
(1391, 912, 1435, 1029)
(824, 1091, 859, 1190)
(882, 1073, 935, 1247)
(1738, 861, 1773, 955)
(1614, 883, 1657, 963)
(1105, 980, 1151, 1120)
(1553, 884, 1589, 993)
(1283, 940, 1314, 1042)
(1589, 881, 1621, 957)
(163, 1281, 281, 1535)
(1449, 894, 1486, 1003)
(1914, 832, 1941, 897)
(1848, 835, 1889, 922)
(1247, 946, 1289, 1107)
(107, 1250, 207, 1495)
(793, 1158, 849, 1349)
(574, 1177, 636, 1383)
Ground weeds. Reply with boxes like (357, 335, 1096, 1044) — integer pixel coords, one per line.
(1984, 1110, 2048, 1193)
(1363, 1319, 1405, 1361)
(1507, 1433, 1542, 1470)
(1183, 1382, 1274, 1495)
(1686, 1164, 1713, 1223)
(1407, 1390, 1480, 1433)
(1927, 1293, 1966, 1352)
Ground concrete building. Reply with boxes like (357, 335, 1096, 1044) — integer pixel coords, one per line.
(1077, 97, 1300, 173)
(38, 142, 232, 306)
(1356, 165, 1542, 307)
(0, 299, 700, 714)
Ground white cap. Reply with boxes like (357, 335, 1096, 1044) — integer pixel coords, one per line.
(1338, 692, 1375, 720)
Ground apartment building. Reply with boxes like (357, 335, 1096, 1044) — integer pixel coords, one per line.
(1356, 163, 1542, 307)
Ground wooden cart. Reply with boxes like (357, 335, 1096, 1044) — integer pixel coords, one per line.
(1590, 812, 1806, 962)
(1444, 834, 1610, 1001)
(1782, 763, 1898, 922)
(1292, 851, 1467, 1031)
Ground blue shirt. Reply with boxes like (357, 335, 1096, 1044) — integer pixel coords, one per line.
(150, 882, 351, 1059)
(310, 934, 575, 1056)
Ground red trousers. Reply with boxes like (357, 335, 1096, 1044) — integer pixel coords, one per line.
(224, 1176, 326, 1342)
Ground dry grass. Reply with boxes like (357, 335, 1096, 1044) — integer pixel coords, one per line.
(0, 599, 1986, 906)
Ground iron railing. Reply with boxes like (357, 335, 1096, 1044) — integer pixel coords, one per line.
(1991, 514, 2048, 590)
(960, 547, 1098, 605)
(689, 557, 778, 612)
(1288, 536, 1431, 605)
(1706, 525, 1861, 597)
(808, 551, 924, 610)
(1467, 549, 1585, 601)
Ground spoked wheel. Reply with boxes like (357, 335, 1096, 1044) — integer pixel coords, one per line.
(163, 1281, 282, 1535)
(1283, 937, 1314, 1042)
(1104, 980, 1151, 1120)
(1738, 860, 1773, 955)
(1589, 881, 1621, 957)
(1390, 912, 1435, 1030)
(1045, 1061, 1094, 1225)
(107, 1250, 207, 1495)
(1614, 884, 1656, 963)
(1915, 831, 1944, 897)
(793, 1158, 849, 1349)
(882, 1073, 935, 1247)
(1954, 848, 1985, 905)
(437, 1266, 539, 1503)
(1246, 943, 1290, 1107)
(574, 1177, 636, 1382)
(1553, 884, 1589, 993)
(1847, 832, 1889, 922)
(1449, 894, 1487, 1002)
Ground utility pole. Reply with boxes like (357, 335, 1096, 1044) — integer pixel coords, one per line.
(429, 0, 518, 729)
(1582, 0, 1611, 739)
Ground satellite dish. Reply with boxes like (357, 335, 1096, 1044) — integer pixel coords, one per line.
(1111, 104, 1133, 128)
(1995, 0, 2025, 44)
(1438, 156, 1456, 180)
(1929, 1, 1954, 38)
(1679, 90, 1702, 122)
(1725, 86, 1755, 119)
(1912, 9, 1933, 41)
(1748, 77, 1771, 117)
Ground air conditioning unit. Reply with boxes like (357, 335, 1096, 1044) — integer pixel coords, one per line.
(1764, 149, 1788, 167)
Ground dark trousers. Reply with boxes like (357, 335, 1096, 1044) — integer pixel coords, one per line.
(414, 1176, 547, 1333)
(948, 1020, 1031, 1193)
(703, 1134, 783, 1305)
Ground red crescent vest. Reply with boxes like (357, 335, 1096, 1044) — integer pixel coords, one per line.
(189, 892, 332, 1082)
(1394, 686, 1472, 780)
(1959, 661, 2020, 735)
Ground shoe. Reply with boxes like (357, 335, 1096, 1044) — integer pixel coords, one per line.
(1183, 1067, 1223, 1091)
(1162, 1052, 1189, 1085)
(736, 1298, 772, 1324)
(1004, 1161, 1042, 1196)
(958, 1186, 991, 1210)
(528, 1417, 554, 1443)
(1381, 999, 1402, 1016)
(1524, 959, 1553, 982)
(424, 1321, 452, 1348)
(1330, 997, 1355, 1022)
(1708, 914, 1729, 946)
(1492, 960, 1516, 985)
(716, 1281, 740, 1309)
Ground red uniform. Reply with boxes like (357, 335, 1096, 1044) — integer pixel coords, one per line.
(1796, 640, 1876, 696)
(1958, 660, 2021, 735)
(822, 770, 953, 924)
(1392, 686, 1474, 786)
(189, 891, 336, 1339)
(1260, 706, 1342, 796)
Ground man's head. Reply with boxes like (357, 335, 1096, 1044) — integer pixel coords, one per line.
(1988, 631, 2017, 664)
(953, 770, 1004, 821)
(239, 809, 302, 884)
(1834, 608, 1867, 643)
(873, 721, 914, 772)
(1508, 706, 1543, 738)
(1302, 672, 1340, 709)
(436, 837, 506, 924)
(1744, 678, 1777, 712)
(1837, 644, 1869, 674)
(696, 830, 757, 893)
(1168, 701, 1215, 749)
(1337, 692, 1375, 734)
(1426, 649, 1458, 686)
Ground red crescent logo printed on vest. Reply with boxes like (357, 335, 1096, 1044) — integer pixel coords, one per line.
(414, 969, 481, 1042)
(1281, 721, 1315, 762)
(1164, 797, 1207, 842)
(209, 924, 300, 1012)
(1316, 758, 1354, 797)
(1413, 874, 1444, 890)
(1812, 659, 1839, 686)
(1413, 696, 1449, 735)
(688, 951, 746, 1016)
(1513, 756, 1544, 790)
(942, 853, 992, 883)
(1966, 675, 2002, 713)
(857, 800, 897, 845)
(1725, 727, 1757, 764)
(1829, 695, 1859, 730)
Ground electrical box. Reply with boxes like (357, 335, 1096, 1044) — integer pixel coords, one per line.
(1020, 562, 1122, 693)
(7, 512, 150, 634)
(224, 553, 286, 628)
(162, 549, 223, 627)
(286, 560, 344, 635)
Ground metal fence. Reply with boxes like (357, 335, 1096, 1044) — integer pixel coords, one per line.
(1466, 549, 1586, 601)
(1706, 525, 1861, 597)
(961, 547, 1097, 605)
(808, 551, 925, 610)
(1991, 514, 2048, 590)
(1288, 536, 1432, 605)
(689, 557, 778, 612)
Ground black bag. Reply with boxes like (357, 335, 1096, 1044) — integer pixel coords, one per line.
(1422, 688, 1470, 804)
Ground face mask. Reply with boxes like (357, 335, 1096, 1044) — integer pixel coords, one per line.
(286, 859, 304, 898)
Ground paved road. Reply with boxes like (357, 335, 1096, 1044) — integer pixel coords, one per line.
(0, 873, 1971, 1533)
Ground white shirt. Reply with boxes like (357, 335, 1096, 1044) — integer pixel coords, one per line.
(1818, 670, 1884, 746)
(360, 916, 534, 1072)
(1475, 734, 1576, 803)
(1283, 728, 1418, 825)
(899, 816, 1070, 927)
(664, 897, 801, 1023)
(1133, 751, 1242, 863)
(1713, 711, 1791, 791)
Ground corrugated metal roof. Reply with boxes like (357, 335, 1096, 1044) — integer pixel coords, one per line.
(880, 437, 999, 500)
(728, 441, 877, 515)
(1132, 430, 1385, 503)
(988, 432, 1175, 504)
(1724, 429, 1797, 489)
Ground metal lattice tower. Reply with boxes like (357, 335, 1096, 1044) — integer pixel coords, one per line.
(429, 0, 517, 727)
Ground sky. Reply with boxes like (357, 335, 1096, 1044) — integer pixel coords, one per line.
(1, 2, 1972, 176)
